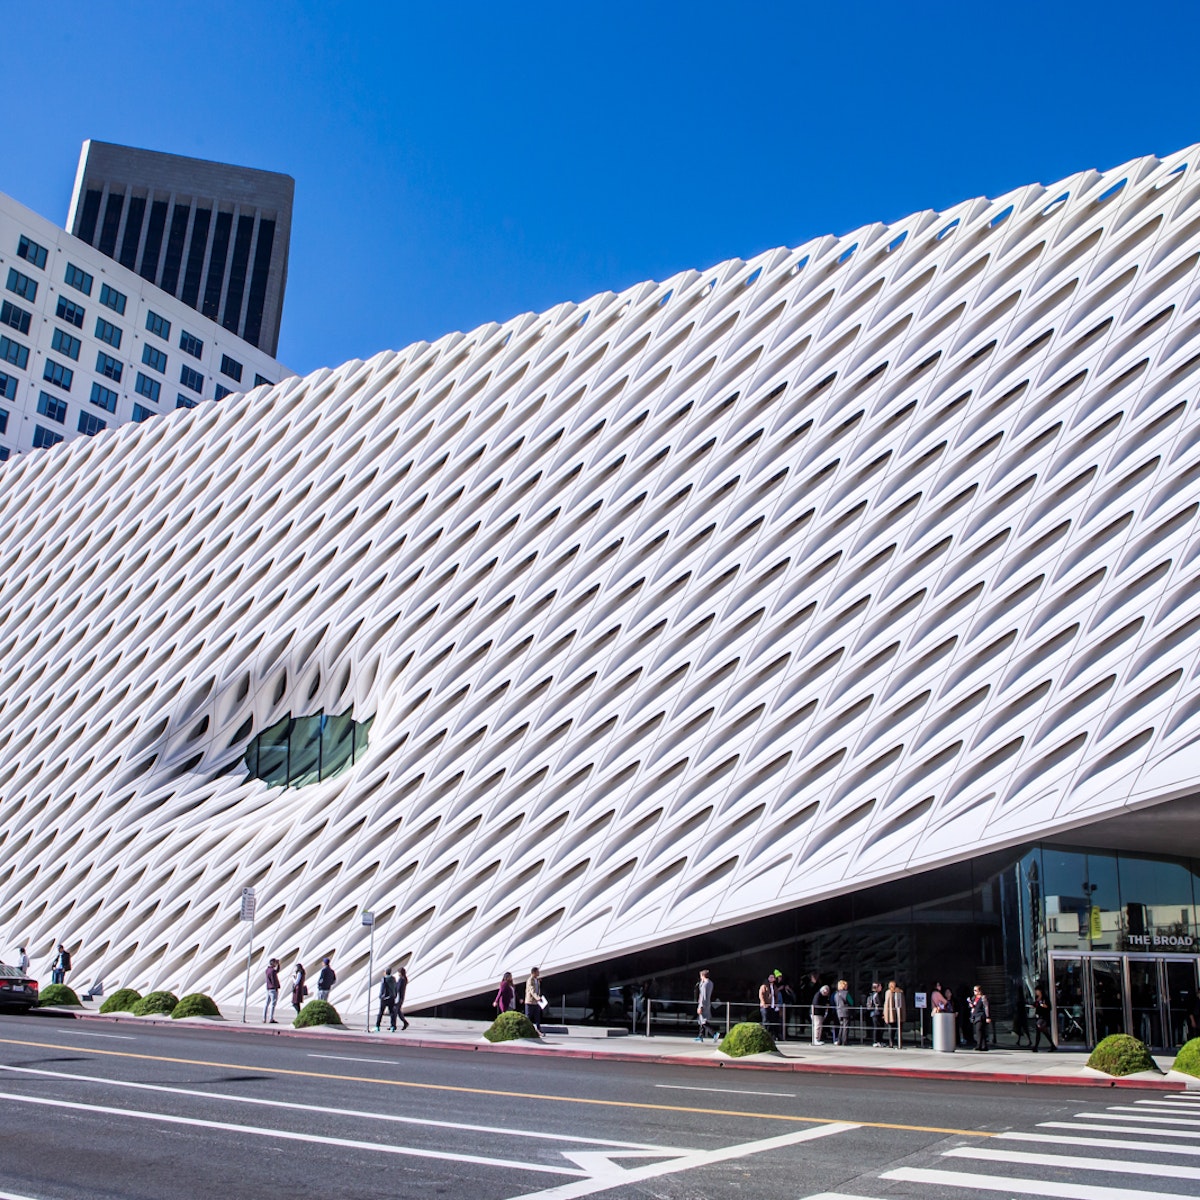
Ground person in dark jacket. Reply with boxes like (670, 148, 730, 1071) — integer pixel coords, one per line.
(263, 958, 281, 1023)
(969, 984, 991, 1051)
(866, 981, 884, 1046)
(290, 962, 307, 1014)
(51, 943, 72, 986)
(1032, 986, 1055, 1052)
(317, 957, 336, 1002)
(394, 965, 410, 1030)
(375, 968, 398, 1032)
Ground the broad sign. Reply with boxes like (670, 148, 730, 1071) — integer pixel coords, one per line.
(240, 887, 256, 922)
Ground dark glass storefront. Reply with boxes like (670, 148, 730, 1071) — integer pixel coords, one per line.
(463, 841, 1200, 1049)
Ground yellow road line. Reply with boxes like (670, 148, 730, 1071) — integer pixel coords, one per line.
(0, 1035, 993, 1139)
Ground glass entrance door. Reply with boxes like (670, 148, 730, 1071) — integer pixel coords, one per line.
(1164, 958, 1199, 1049)
(1050, 955, 1087, 1046)
(1089, 957, 1126, 1042)
(1050, 953, 1199, 1049)
(1128, 957, 1162, 1047)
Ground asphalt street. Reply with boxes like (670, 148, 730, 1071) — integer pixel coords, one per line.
(0, 1013, 1195, 1200)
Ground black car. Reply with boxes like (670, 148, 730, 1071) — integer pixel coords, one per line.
(0, 964, 38, 1011)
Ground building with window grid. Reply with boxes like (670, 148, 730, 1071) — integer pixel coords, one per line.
(0, 190, 291, 460)
(68, 140, 293, 357)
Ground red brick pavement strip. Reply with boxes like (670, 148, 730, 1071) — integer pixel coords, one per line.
(31, 1008, 1186, 1090)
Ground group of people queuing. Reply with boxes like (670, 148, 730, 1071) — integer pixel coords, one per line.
(492, 967, 550, 1035)
(10, 943, 70, 985)
(263, 955, 338, 1023)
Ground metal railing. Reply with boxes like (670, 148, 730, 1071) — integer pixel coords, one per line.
(635, 997, 964, 1046)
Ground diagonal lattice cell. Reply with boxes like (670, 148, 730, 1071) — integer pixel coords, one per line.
(2, 146, 1200, 1010)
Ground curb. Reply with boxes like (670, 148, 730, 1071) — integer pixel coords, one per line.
(37, 1009, 1186, 1090)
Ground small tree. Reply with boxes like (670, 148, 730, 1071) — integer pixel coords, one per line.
(37, 984, 81, 1008)
(99, 988, 142, 1014)
(294, 999, 342, 1028)
(1171, 1036, 1200, 1077)
(484, 1011, 540, 1042)
(718, 1022, 777, 1057)
(1087, 1033, 1158, 1076)
(171, 993, 221, 1019)
(131, 991, 179, 1016)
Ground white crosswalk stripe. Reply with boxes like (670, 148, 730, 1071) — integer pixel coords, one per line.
(800, 1089, 1200, 1200)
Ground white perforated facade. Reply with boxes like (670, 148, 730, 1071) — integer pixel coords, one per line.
(2, 146, 1200, 1011)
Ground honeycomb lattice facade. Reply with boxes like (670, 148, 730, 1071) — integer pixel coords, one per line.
(3, 147, 1200, 1010)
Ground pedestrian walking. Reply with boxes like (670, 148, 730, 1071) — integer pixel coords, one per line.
(759, 974, 781, 1037)
(1012, 991, 1032, 1047)
(867, 981, 885, 1046)
(525, 967, 545, 1035)
(50, 943, 71, 986)
(375, 967, 398, 1032)
(316, 956, 336, 1001)
(493, 970, 516, 1014)
(883, 980, 905, 1048)
(833, 980, 851, 1046)
(969, 984, 991, 1051)
(811, 984, 831, 1045)
(263, 958, 280, 1023)
(1031, 986, 1054, 1052)
(290, 961, 307, 1014)
(17, 946, 28, 974)
(695, 969, 718, 1042)
(394, 965, 410, 1030)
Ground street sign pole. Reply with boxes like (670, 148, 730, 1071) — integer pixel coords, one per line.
(239, 887, 257, 1024)
(362, 911, 375, 1032)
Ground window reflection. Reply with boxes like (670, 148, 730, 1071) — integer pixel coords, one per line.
(242, 709, 373, 788)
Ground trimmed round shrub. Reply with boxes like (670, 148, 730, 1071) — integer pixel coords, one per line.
(37, 984, 81, 1007)
(171, 993, 220, 1019)
(99, 988, 142, 1014)
(1087, 1033, 1158, 1076)
(484, 1010, 540, 1042)
(1172, 1036, 1200, 1077)
(293, 999, 341, 1028)
(131, 990, 179, 1016)
(718, 1021, 777, 1057)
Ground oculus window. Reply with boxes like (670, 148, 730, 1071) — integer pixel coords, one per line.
(243, 709, 373, 789)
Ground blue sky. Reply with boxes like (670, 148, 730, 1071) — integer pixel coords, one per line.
(9, 3, 1200, 376)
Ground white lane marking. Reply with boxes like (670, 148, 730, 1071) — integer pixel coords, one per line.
(654, 1084, 796, 1098)
(1040, 1121, 1200, 1140)
(884, 1165, 1186, 1199)
(1002, 1130, 1200, 1156)
(0, 1089, 585, 1177)
(1133, 1099, 1200, 1109)
(308, 1053, 395, 1065)
(1081, 1109, 1200, 1126)
(505, 1122, 858, 1200)
(0, 1063, 675, 1153)
(67, 1031, 136, 1040)
(946, 1145, 1199, 1180)
(797, 1195, 885, 1200)
(0, 1191, 47, 1200)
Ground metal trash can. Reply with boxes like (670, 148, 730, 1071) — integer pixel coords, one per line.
(932, 1011, 956, 1053)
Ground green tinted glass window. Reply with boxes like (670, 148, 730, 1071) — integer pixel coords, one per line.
(243, 709, 372, 788)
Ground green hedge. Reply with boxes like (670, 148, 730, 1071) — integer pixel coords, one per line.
(37, 984, 80, 1008)
(718, 1021, 777, 1057)
(1173, 1036, 1200, 1077)
(131, 990, 179, 1016)
(484, 1011, 540, 1042)
(98, 988, 142, 1014)
(294, 999, 341, 1028)
(171, 993, 220, 1019)
(1087, 1033, 1157, 1076)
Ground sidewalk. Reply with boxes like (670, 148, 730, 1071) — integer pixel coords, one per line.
(36, 1006, 1198, 1091)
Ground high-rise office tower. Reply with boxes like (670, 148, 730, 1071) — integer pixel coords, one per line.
(67, 140, 293, 356)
